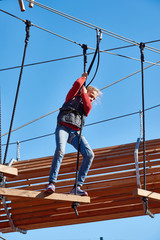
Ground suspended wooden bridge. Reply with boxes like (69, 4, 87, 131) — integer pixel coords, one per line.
(0, 138, 160, 234)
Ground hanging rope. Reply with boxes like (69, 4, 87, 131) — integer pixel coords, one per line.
(72, 43, 88, 216)
(139, 42, 152, 216)
(3, 20, 31, 165)
(139, 42, 146, 191)
(72, 29, 102, 215)
(86, 29, 102, 87)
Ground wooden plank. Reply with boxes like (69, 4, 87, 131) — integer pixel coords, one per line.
(134, 188, 160, 201)
(0, 188, 90, 203)
(0, 164, 18, 177)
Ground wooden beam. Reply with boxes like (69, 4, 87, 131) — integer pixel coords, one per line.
(0, 188, 90, 203)
(18, 0, 25, 12)
(0, 164, 18, 177)
(134, 188, 160, 201)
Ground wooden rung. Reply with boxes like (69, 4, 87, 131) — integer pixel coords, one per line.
(134, 188, 160, 201)
(18, 0, 25, 12)
(0, 164, 18, 177)
(0, 188, 90, 203)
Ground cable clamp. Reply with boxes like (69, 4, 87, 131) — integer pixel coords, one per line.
(72, 201, 80, 216)
(142, 196, 154, 218)
(139, 42, 145, 62)
(25, 20, 32, 43)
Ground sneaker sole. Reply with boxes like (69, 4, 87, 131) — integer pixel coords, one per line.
(44, 188, 55, 193)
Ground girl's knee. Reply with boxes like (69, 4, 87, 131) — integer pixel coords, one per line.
(89, 150, 94, 160)
(83, 149, 94, 162)
(55, 148, 65, 158)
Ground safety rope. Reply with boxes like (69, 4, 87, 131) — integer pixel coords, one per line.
(2, 42, 160, 74)
(2, 7, 160, 57)
(1, 9, 160, 71)
(2, 53, 160, 139)
(100, 59, 160, 90)
(2, 103, 160, 147)
(3, 20, 31, 165)
(86, 29, 102, 87)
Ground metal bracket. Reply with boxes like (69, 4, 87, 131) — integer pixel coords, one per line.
(0, 159, 27, 234)
(72, 202, 80, 216)
(134, 138, 142, 188)
(134, 138, 154, 218)
(142, 197, 154, 218)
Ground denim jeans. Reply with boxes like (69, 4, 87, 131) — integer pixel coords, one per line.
(49, 124, 94, 186)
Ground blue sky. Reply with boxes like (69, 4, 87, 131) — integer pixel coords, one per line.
(0, 0, 160, 239)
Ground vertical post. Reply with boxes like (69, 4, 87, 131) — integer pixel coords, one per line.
(100, 237, 104, 240)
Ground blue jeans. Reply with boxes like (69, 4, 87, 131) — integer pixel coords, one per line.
(49, 124, 94, 186)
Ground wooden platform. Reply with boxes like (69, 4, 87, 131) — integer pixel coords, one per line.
(0, 138, 160, 233)
(135, 188, 160, 201)
(0, 164, 18, 178)
(0, 187, 90, 203)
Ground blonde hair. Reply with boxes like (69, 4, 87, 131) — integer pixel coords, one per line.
(87, 85, 103, 104)
(87, 86, 102, 96)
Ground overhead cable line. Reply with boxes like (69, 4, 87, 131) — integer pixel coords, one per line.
(25, 0, 139, 45)
(31, 22, 82, 47)
(100, 59, 160, 90)
(2, 58, 160, 138)
(2, 103, 160, 146)
(0, 9, 25, 22)
(0, 8, 82, 47)
(2, 6, 160, 57)
(1, 46, 160, 73)
(1, 108, 60, 137)
(1, 9, 160, 70)
(1, 8, 160, 59)
(25, 0, 160, 55)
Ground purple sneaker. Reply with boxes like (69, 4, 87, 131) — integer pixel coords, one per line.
(70, 186, 88, 196)
(45, 183, 55, 193)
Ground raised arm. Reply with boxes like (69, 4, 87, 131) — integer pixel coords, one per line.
(65, 73, 88, 102)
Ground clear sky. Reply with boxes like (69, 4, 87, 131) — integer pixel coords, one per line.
(0, 0, 160, 239)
